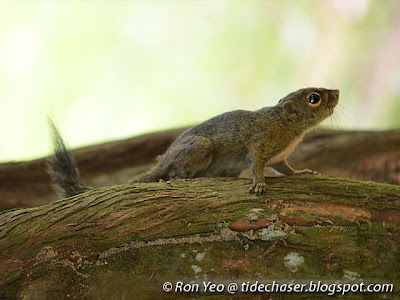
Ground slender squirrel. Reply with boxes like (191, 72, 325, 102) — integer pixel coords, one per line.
(48, 87, 339, 198)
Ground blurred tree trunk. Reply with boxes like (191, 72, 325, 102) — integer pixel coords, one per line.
(0, 127, 188, 211)
(1, 177, 399, 299)
(0, 127, 399, 211)
(0, 128, 400, 210)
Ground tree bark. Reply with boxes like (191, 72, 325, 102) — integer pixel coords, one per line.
(0, 177, 399, 299)
(0, 128, 399, 211)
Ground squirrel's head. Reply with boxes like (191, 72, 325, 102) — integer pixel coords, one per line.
(278, 87, 339, 129)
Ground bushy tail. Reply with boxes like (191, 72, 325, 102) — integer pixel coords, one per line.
(47, 118, 91, 198)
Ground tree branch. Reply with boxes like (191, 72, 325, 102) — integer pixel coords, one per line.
(1, 177, 399, 298)
(0, 128, 399, 211)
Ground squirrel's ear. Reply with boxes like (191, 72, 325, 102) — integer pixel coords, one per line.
(283, 101, 298, 119)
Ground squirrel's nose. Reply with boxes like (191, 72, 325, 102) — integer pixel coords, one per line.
(332, 89, 340, 98)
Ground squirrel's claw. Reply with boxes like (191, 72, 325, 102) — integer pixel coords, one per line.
(249, 182, 267, 196)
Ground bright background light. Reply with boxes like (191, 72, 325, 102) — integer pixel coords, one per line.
(0, 0, 399, 161)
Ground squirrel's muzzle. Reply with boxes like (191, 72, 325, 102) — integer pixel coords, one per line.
(330, 89, 340, 107)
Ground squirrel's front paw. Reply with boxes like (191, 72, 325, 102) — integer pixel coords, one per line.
(249, 182, 267, 196)
(294, 169, 320, 176)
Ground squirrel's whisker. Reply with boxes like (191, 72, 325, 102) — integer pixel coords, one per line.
(335, 105, 355, 129)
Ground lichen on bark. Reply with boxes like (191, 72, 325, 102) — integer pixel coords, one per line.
(0, 176, 399, 299)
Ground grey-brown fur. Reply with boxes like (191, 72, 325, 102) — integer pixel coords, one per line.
(48, 87, 339, 197)
(47, 118, 90, 198)
(131, 87, 339, 195)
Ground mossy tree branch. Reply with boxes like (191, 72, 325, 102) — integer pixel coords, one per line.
(1, 177, 399, 299)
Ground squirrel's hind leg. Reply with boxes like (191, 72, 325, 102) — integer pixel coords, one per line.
(168, 136, 215, 179)
(270, 160, 320, 176)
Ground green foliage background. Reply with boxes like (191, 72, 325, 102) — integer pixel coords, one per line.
(0, 0, 399, 161)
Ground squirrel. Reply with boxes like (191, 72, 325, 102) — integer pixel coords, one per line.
(47, 87, 339, 198)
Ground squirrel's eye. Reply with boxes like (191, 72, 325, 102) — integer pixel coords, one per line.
(308, 93, 320, 104)
(308, 93, 321, 107)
